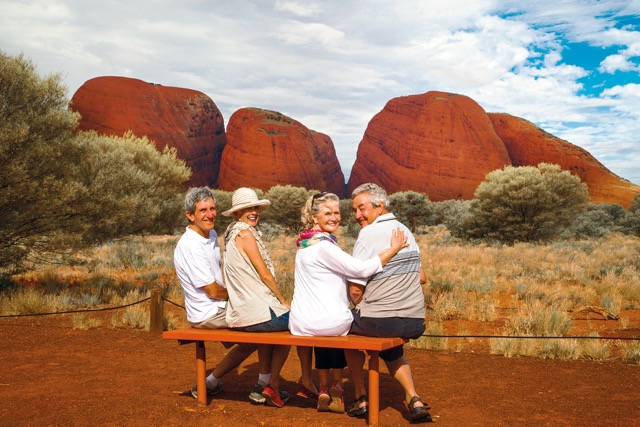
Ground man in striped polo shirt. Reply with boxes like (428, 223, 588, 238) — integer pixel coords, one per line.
(345, 183, 432, 422)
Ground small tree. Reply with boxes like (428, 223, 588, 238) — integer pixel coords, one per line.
(339, 198, 359, 238)
(622, 193, 640, 237)
(0, 51, 190, 273)
(466, 163, 589, 243)
(212, 189, 233, 235)
(389, 191, 433, 233)
(433, 199, 473, 237)
(567, 203, 626, 238)
(260, 185, 315, 232)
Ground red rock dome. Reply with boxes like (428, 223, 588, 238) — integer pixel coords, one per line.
(70, 76, 225, 187)
(218, 108, 345, 196)
(347, 91, 512, 200)
(489, 113, 640, 208)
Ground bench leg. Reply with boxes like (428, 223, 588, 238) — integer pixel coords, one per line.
(368, 351, 380, 426)
(196, 340, 207, 406)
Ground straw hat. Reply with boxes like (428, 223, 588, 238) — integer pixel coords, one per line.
(221, 187, 271, 216)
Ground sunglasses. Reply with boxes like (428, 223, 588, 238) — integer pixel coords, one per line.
(312, 192, 328, 201)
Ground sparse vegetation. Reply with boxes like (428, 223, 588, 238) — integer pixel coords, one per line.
(2, 228, 637, 362)
(0, 51, 190, 275)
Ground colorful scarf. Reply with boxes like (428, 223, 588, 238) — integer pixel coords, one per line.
(296, 229, 338, 248)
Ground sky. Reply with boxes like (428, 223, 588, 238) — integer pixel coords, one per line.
(2, 0, 640, 185)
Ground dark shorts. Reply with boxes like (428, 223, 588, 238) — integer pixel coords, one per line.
(349, 309, 425, 362)
(233, 308, 290, 333)
(314, 347, 347, 370)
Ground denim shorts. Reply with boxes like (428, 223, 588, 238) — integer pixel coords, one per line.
(349, 309, 425, 362)
(234, 308, 290, 332)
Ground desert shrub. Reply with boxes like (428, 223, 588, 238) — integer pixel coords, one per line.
(260, 185, 315, 232)
(618, 340, 640, 364)
(430, 289, 466, 321)
(622, 195, 640, 236)
(389, 191, 433, 233)
(538, 339, 580, 360)
(1, 287, 51, 315)
(212, 189, 233, 234)
(579, 334, 611, 361)
(0, 51, 190, 274)
(407, 322, 448, 350)
(566, 203, 626, 238)
(0, 275, 19, 293)
(72, 314, 101, 330)
(504, 301, 572, 337)
(465, 163, 589, 243)
(432, 199, 472, 237)
(339, 198, 360, 238)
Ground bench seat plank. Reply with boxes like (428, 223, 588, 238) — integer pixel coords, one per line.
(163, 328, 405, 351)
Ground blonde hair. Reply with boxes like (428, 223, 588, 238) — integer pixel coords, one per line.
(301, 192, 340, 229)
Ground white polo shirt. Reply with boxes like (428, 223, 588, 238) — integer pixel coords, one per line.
(173, 227, 226, 323)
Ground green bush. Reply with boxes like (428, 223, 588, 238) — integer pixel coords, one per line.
(389, 191, 433, 233)
(566, 203, 626, 238)
(0, 51, 190, 273)
(260, 185, 315, 232)
(432, 199, 473, 237)
(465, 163, 589, 243)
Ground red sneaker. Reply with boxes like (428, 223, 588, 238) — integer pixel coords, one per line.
(261, 384, 285, 408)
(296, 384, 319, 400)
(317, 386, 330, 412)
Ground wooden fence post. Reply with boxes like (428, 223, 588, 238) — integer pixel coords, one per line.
(150, 289, 164, 334)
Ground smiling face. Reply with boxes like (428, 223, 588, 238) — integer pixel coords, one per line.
(313, 199, 341, 234)
(352, 192, 384, 228)
(186, 197, 217, 237)
(234, 205, 262, 227)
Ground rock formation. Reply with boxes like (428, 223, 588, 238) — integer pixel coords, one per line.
(347, 91, 639, 208)
(218, 108, 345, 196)
(347, 92, 512, 200)
(489, 113, 640, 208)
(70, 76, 225, 187)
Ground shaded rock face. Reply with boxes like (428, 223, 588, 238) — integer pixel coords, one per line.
(347, 92, 512, 200)
(70, 76, 225, 187)
(218, 108, 345, 196)
(489, 113, 640, 208)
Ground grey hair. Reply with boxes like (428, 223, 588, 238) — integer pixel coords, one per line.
(351, 183, 390, 208)
(301, 192, 340, 229)
(184, 187, 216, 213)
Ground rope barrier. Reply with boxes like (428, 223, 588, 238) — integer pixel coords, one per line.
(1, 296, 637, 341)
(419, 334, 639, 341)
(0, 297, 150, 318)
(161, 297, 185, 309)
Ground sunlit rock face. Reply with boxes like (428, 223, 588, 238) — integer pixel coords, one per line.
(71, 76, 225, 187)
(218, 108, 346, 196)
(489, 113, 640, 208)
(347, 91, 512, 200)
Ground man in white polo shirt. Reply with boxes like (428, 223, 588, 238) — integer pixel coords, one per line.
(174, 187, 262, 401)
(344, 183, 432, 422)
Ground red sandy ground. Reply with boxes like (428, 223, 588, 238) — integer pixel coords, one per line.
(1, 315, 639, 427)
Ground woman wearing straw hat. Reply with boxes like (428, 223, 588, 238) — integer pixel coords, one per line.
(221, 187, 291, 408)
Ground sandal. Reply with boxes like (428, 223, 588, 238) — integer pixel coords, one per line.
(347, 394, 368, 417)
(406, 396, 432, 422)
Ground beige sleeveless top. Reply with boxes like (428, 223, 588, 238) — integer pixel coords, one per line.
(223, 222, 289, 328)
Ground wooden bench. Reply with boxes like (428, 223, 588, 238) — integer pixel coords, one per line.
(163, 328, 406, 426)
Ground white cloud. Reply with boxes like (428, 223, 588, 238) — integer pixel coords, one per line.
(1, 0, 639, 186)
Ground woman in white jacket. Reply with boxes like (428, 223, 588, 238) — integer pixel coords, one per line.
(289, 192, 407, 414)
